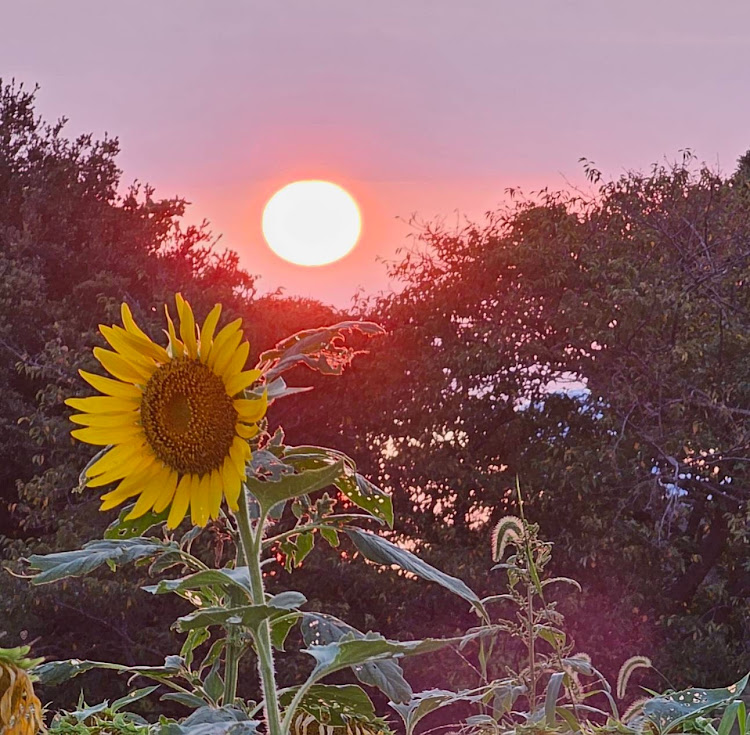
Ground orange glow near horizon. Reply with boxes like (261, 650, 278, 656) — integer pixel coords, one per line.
(261, 180, 362, 267)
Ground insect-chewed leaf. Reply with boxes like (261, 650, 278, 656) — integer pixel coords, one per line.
(280, 684, 377, 727)
(302, 613, 412, 704)
(27, 538, 173, 584)
(336, 474, 393, 527)
(642, 674, 749, 735)
(260, 321, 385, 381)
(246, 460, 344, 516)
(491, 516, 524, 562)
(105, 504, 170, 540)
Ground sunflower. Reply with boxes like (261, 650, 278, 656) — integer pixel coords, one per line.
(0, 647, 44, 735)
(66, 294, 267, 528)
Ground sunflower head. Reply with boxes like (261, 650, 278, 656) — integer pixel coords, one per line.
(0, 647, 44, 735)
(67, 294, 268, 529)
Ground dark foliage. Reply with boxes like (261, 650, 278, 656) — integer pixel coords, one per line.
(0, 83, 747, 716)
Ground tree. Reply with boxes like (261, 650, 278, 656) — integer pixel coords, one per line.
(0, 81, 343, 707)
(282, 156, 750, 686)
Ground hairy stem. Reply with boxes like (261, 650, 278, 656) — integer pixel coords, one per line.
(235, 490, 284, 735)
(223, 587, 242, 705)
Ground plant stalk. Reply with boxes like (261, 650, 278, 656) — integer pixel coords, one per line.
(527, 582, 537, 712)
(223, 587, 241, 705)
(235, 489, 284, 735)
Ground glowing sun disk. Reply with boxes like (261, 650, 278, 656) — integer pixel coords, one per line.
(262, 180, 361, 266)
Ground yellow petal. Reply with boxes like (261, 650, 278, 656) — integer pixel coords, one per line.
(153, 470, 179, 514)
(233, 392, 268, 423)
(236, 423, 259, 440)
(191, 473, 210, 527)
(212, 331, 244, 378)
(71, 425, 144, 446)
(66, 395, 140, 413)
(176, 294, 199, 359)
(164, 304, 185, 358)
(69, 412, 140, 428)
(206, 318, 242, 368)
(126, 464, 172, 519)
(98, 460, 159, 511)
(125, 465, 174, 521)
(99, 325, 160, 369)
(87, 450, 153, 487)
(208, 469, 223, 519)
(199, 304, 222, 362)
(121, 302, 151, 341)
(229, 438, 247, 480)
(222, 457, 243, 511)
(167, 474, 191, 529)
(225, 369, 262, 397)
(220, 340, 250, 381)
(94, 347, 155, 384)
(109, 324, 169, 363)
(79, 370, 142, 399)
(233, 434, 251, 465)
(86, 441, 148, 477)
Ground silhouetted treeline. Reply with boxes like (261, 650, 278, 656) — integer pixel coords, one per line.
(1, 82, 748, 713)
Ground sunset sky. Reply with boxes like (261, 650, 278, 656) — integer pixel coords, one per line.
(3, 1, 750, 307)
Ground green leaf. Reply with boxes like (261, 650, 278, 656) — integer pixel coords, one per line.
(246, 460, 344, 516)
(35, 659, 101, 686)
(545, 672, 565, 725)
(535, 625, 566, 648)
(198, 639, 227, 676)
(104, 504, 170, 540)
(390, 688, 489, 735)
(264, 376, 313, 402)
(111, 686, 161, 713)
(642, 675, 749, 735)
(305, 632, 472, 683)
(335, 473, 394, 527)
(143, 567, 254, 598)
(177, 594, 306, 634)
(260, 321, 384, 381)
(0, 646, 43, 670)
(160, 692, 207, 710)
(346, 528, 484, 615)
(301, 612, 412, 704)
(203, 661, 224, 704)
(181, 629, 210, 669)
(563, 656, 594, 677)
(159, 706, 260, 735)
(279, 684, 376, 727)
(717, 700, 743, 735)
(270, 614, 301, 652)
(294, 532, 314, 565)
(320, 527, 340, 548)
(28, 538, 172, 584)
(268, 591, 307, 609)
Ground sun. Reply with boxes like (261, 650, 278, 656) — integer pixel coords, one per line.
(262, 180, 362, 266)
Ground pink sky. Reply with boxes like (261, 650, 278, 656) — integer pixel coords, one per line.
(3, 1, 750, 306)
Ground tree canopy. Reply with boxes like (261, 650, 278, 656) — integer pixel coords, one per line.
(0, 82, 747, 712)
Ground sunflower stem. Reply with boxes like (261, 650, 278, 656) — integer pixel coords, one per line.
(235, 489, 283, 735)
(223, 587, 241, 705)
